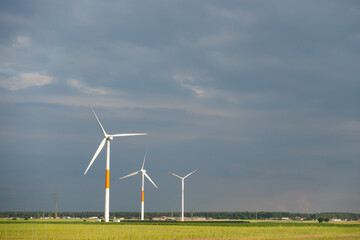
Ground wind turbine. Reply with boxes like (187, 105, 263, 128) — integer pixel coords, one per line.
(168, 170, 197, 222)
(120, 152, 158, 220)
(84, 106, 147, 222)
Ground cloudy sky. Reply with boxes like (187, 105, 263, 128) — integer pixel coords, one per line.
(0, 1, 359, 214)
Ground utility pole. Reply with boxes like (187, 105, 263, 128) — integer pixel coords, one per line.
(55, 192, 58, 219)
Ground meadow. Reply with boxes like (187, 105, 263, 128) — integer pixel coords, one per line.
(1, 219, 359, 239)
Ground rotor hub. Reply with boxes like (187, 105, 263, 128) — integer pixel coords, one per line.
(106, 135, 113, 141)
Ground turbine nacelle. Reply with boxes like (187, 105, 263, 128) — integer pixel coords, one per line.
(105, 135, 114, 140)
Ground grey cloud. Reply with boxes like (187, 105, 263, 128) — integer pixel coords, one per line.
(0, 0, 359, 213)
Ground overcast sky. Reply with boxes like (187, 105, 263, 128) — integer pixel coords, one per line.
(0, 1, 359, 214)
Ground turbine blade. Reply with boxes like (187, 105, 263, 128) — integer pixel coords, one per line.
(119, 171, 140, 179)
(184, 169, 198, 179)
(111, 133, 147, 137)
(144, 172, 158, 188)
(168, 171, 183, 179)
(84, 138, 106, 175)
(90, 105, 107, 136)
(141, 152, 147, 170)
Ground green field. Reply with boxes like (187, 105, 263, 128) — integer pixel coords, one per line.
(1, 219, 359, 239)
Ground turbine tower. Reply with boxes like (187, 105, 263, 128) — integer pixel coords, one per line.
(120, 152, 158, 220)
(84, 106, 147, 222)
(168, 170, 197, 222)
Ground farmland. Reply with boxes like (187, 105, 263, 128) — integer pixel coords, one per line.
(1, 219, 359, 239)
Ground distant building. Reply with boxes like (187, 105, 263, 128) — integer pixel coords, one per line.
(152, 216, 208, 221)
(330, 218, 342, 222)
(152, 216, 170, 221)
(188, 217, 206, 221)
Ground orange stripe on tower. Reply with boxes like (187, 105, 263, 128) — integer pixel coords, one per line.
(105, 169, 110, 189)
(141, 190, 144, 202)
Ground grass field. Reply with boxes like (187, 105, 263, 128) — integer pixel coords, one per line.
(1, 219, 359, 239)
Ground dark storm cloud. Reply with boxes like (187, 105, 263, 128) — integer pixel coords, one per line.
(0, 0, 359, 213)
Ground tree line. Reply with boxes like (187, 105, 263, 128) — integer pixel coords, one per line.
(1, 211, 359, 220)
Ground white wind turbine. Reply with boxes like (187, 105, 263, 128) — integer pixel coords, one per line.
(120, 152, 158, 220)
(84, 106, 147, 222)
(168, 170, 198, 222)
